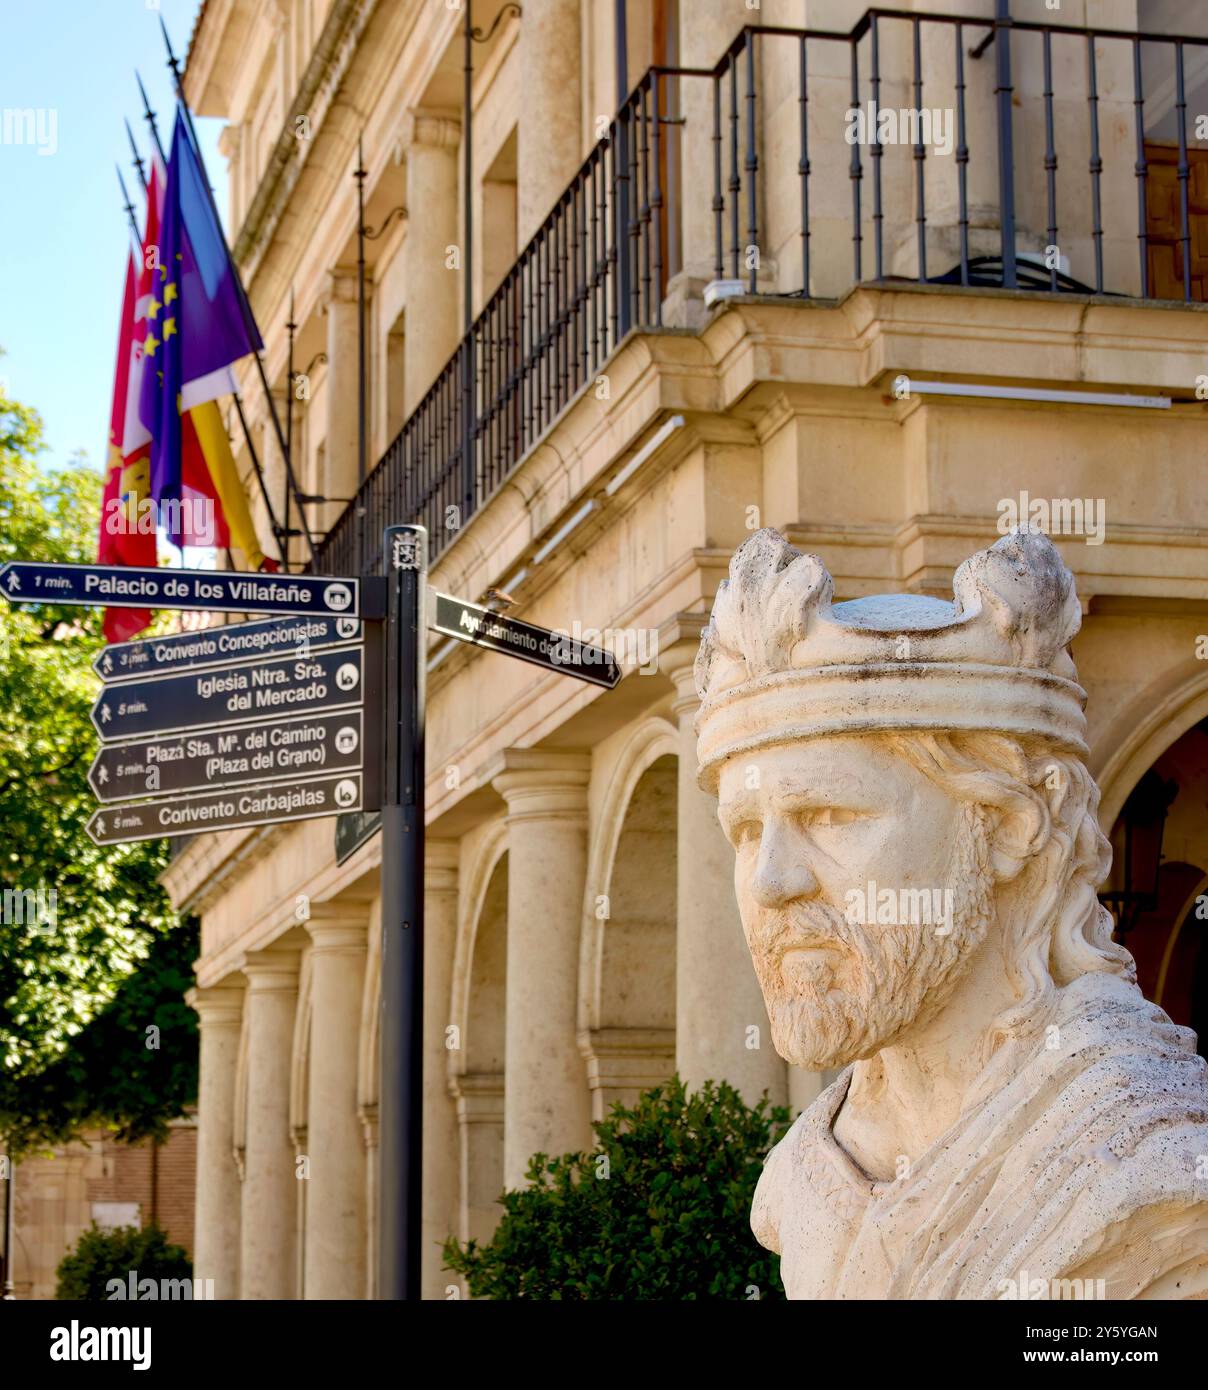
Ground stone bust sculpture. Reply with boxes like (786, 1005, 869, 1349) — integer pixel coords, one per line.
(694, 527, 1208, 1300)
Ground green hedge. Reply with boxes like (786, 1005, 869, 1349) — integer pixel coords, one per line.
(56, 1223, 192, 1301)
(443, 1076, 791, 1300)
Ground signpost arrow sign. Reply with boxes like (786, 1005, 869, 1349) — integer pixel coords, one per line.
(93, 615, 363, 682)
(88, 710, 365, 803)
(86, 772, 364, 845)
(428, 590, 622, 688)
(90, 646, 365, 742)
(0, 561, 363, 619)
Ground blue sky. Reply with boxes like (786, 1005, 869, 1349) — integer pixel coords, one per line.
(0, 0, 227, 476)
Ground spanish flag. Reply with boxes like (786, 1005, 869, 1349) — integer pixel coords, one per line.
(99, 246, 155, 643)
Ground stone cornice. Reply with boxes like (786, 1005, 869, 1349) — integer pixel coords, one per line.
(232, 0, 375, 271)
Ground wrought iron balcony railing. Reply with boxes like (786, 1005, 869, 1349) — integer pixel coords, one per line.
(314, 8, 1208, 580)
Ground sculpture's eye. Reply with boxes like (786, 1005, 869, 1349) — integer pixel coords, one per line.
(732, 820, 762, 849)
(810, 807, 860, 828)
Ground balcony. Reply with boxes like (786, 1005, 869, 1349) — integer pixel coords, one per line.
(312, 7, 1208, 581)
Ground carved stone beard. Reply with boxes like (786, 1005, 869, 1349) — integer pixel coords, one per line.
(747, 803, 995, 1072)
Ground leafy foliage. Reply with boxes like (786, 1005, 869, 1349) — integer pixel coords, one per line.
(0, 377, 195, 1154)
(56, 1222, 192, 1301)
(2, 919, 199, 1151)
(443, 1077, 792, 1300)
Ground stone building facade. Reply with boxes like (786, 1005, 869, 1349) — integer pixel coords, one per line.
(172, 0, 1208, 1298)
(3, 1122, 197, 1300)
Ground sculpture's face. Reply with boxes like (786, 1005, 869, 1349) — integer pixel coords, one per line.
(716, 735, 989, 1070)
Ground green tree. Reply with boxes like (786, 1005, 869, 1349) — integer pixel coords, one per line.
(443, 1077, 792, 1300)
(0, 377, 195, 1154)
(56, 1222, 192, 1301)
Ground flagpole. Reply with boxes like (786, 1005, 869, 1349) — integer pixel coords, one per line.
(132, 85, 288, 571)
(285, 289, 296, 572)
(232, 391, 288, 571)
(156, 18, 318, 568)
(135, 72, 166, 163)
(124, 119, 147, 191)
(116, 166, 142, 257)
(355, 137, 367, 576)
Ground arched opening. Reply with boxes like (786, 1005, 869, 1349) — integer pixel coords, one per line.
(583, 753, 677, 1119)
(1102, 720, 1208, 1055)
(453, 851, 508, 1246)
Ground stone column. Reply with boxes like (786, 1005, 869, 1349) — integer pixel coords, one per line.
(238, 943, 301, 1299)
(669, 0, 749, 321)
(517, 0, 582, 244)
(663, 636, 786, 1106)
(187, 982, 244, 1300)
(360, 1105, 378, 1300)
(321, 267, 360, 536)
(423, 840, 461, 1299)
(402, 110, 461, 416)
(302, 906, 368, 1299)
(491, 750, 593, 1187)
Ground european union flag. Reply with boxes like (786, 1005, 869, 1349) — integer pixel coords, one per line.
(138, 117, 184, 538)
(138, 110, 264, 547)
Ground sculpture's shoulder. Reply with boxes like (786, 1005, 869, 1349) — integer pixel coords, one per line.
(987, 973, 1208, 1299)
(751, 1071, 852, 1258)
(750, 1116, 797, 1256)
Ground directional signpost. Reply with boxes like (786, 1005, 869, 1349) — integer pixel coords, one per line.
(5, 549, 629, 1302)
(94, 615, 363, 681)
(89, 710, 366, 803)
(429, 591, 621, 688)
(1, 560, 378, 846)
(90, 644, 366, 742)
(0, 560, 367, 618)
(86, 773, 364, 845)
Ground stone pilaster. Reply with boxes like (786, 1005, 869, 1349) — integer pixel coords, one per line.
(238, 943, 302, 1299)
(517, 0, 582, 243)
(452, 1073, 505, 1249)
(663, 636, 787, 1106)
(321, 266, 362, 531)
(302, 906, 368, 1299)
(422, 840, 460, 1299)
(401, 110, 461, 416)
(491, 750, 593, 1186)
(671, 0, 748, 313)
(187, 982, 244, 1300)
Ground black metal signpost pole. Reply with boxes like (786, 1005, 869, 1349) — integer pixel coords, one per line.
(379, 524, 426, 1300)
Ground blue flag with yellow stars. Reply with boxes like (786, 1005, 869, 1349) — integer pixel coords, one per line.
(138, 118, 184, 536)
(137, 109, 264, 547)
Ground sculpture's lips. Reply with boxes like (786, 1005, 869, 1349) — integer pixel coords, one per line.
(758, 913, 850, 963)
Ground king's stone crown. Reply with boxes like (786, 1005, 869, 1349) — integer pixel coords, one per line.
(694, 526, 1088, 789)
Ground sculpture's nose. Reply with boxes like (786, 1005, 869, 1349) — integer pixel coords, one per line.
(750, 822, 818, 909)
